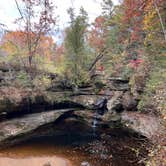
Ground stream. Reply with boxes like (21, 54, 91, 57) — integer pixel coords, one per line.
(0, 127, 149, 166)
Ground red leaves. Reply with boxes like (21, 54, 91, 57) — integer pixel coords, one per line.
(123, 0, 144, 21)
(89, 16, 106, 52)
(120, 0, 146, 69)
(129, 59, 144, 69)
(97, 65, 104, 72)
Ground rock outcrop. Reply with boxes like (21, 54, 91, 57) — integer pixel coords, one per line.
(0, 69, 160, 148)
(121, 111, 164, 140)
(0, 109, 71, 147)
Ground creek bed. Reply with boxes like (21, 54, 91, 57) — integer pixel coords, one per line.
(0, 128, 149, 166)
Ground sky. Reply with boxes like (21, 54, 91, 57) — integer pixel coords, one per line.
(0, 0, 120, 30)
(0, 0, 120, 44)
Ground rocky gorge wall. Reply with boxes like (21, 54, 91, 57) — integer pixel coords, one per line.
(0, 64, 164, 149)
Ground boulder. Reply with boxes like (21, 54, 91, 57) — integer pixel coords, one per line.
(106, 91, 123, 112)
(121, 111, 164, 140)
(71, 95, 102, 109)
(81, 161, 90, 166)
(122, 92, 138, 111)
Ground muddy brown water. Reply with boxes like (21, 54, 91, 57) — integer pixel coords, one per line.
(0, 128, 149, 166)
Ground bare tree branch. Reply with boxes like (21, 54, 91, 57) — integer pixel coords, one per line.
(14, 0, 26, 23)
(88, 48, 107, 71)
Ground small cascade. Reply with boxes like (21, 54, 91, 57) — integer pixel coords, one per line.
(92, 116, 98, 128)
(91, 112, 100, 137)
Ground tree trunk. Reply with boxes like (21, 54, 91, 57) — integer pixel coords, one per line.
(88, 48, 106, 72)
(153, 0, 166, 42)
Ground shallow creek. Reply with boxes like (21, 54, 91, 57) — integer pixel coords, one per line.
(0, 128, 149, 166)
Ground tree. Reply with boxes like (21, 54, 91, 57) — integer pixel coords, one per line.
(1, 30, 55, 67)
(64, 7, 89, 87)
(102, 0, 114, 18)
(112, 0, 145, 71)
(89, 16, 106, 53)
(15, 0, 57, 67)
(143, 0, 166, 54)
(153, 0, 166, 41)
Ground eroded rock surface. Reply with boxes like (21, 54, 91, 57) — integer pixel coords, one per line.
(121, 111, 164, 140)
(0, 109, 71, 147)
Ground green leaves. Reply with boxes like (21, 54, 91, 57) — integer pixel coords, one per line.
(64, 7, 89, 87)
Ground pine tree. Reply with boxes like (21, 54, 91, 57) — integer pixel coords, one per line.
(64, 7, 89, 87)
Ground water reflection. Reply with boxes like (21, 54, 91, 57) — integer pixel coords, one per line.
(0, 128, 148, 166)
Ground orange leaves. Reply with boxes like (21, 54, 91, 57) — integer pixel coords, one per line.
(1, 30, 55, 60)
(37, 35, 54, 60)
(2, 31, 27, 49)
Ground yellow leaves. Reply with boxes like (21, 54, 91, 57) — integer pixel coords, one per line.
(143, 0, 157, 43)
(143, 0, 166, 48)
(143, 9, 157, 31)
(1, 41, 18, 55)
(143, 9, 158, 44)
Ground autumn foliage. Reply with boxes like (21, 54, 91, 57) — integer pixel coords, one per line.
(1, 31, 55, 61)
(89, 16, 106, 52)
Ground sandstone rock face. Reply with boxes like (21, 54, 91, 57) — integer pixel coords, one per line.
(107, 77, 129, 91)
(130, 74, 146, 99)
(0, 109, 70, 147)
(71, 95, 102, 109)
(0, 108, 100, 148)
(0, 87, 105, 120)
(121, 111, 163, 140)
(1, 74, 159, 148)
(0, 99, 162, 148)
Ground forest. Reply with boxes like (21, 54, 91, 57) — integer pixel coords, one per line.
(0, 0, 165, 166)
